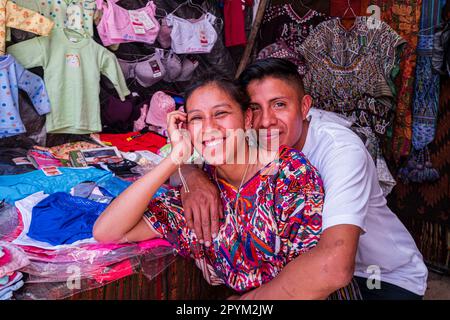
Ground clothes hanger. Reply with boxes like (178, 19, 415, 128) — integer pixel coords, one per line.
(155, 7, 168, 19)
(170, 0, 223, 28)
(342, 0, 357, 19)
(171, 0, 206, 16)
(298, 0, 312, 10)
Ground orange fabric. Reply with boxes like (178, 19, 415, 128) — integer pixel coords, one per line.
(0, 0, 54, 54)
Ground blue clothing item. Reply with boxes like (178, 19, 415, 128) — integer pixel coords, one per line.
(0, 167, 130, 204)
(27, 192, 108, 245)
(0, 280, 24, 299)
(0, 54, 50, 138)
(0, 290, 13, 300)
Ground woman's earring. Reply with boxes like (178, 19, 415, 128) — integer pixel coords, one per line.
(246, 129, 257, 147)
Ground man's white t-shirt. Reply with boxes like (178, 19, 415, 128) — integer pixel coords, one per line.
(301, 108, 428, 296)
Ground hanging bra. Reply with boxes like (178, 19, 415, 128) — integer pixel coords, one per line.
(118, 49, 166, 88)
(96, 0, 160, 46)
(161, 50, 199, 82)
(176, 55, 199, 81)
(165, 13, 218, 54)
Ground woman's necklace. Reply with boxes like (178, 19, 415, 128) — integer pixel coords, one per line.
(214, 162, 251, 212)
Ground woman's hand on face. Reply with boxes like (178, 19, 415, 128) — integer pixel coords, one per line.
(167, 110, 192, 165)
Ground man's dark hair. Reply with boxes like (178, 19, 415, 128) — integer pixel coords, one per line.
(184, 73, 250, 111)
(238, 58, 305, 97)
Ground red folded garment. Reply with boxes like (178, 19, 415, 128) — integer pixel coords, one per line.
(98, 131, 167, 153)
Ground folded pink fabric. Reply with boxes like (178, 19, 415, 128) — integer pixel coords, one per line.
(0, 247, 11, 266)
(0, 242, 30, 278)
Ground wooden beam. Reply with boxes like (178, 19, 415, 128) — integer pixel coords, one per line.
(235, 0, 270, 78)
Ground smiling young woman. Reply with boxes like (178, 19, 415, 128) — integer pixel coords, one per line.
(93, 74, 325, 295)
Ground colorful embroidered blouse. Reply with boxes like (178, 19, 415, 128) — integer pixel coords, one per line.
(0, 0, 54, 55)
(257, 4, 330, 74)
(300, 17, 406, 195)
(143, 146, 324, 292)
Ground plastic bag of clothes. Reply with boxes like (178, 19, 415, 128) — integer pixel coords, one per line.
(0, 194, 177, 300)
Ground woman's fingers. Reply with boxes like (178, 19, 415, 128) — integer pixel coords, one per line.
(167, 111, 192, 164)
(167, 110, 187, 135)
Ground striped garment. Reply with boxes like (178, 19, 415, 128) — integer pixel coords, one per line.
(144, 145, 324, 293)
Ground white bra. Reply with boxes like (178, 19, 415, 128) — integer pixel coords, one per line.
(166, 13, 218, 54)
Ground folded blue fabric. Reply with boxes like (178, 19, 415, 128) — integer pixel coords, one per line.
(27, 192, 109, 246)
(0, 167, 131, 204)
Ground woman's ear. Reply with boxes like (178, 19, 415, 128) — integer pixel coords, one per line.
(244, 108, 253, 130)
(300, 94, 312, 120)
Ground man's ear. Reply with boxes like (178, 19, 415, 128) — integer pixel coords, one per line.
(244, 108, 253, 130)
(300, 94, 312, 120)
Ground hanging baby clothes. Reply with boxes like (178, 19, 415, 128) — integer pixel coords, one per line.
(12, 0, 96, 36)
(0, 0, 54, 55)
(7, 27, 130, 134)
(257, 3, 330, 74)
(0, 55, 51, 138)
(369, 0, 423, 165)
(399, 0, 447, 183)
(165, 12, 218, 54)
(96, 0, 160, 46)
(300, 17, 406, 195)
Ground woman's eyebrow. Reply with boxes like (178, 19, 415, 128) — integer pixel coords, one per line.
(187, 104, 231, 114)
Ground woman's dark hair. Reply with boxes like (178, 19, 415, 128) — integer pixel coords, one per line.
(184, 74, 250, 111)
(238, 58, 305, 97)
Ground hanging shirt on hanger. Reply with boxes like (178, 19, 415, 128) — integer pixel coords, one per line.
(257, 3, 330, 72)
(12, 0, 96, 36)
(300, 17, 406, 195)
(0, 55, 51, 139)
(0, 0, 54, 55)
(258, 3, 330, 53)
(7, 27, 130, 134)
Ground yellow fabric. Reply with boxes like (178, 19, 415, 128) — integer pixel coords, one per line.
(0, 0, 54, 54)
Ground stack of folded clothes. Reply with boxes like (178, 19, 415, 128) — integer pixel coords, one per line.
(0, 242, 30, 300)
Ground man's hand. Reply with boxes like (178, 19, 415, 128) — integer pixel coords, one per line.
(180, 165, 223, 247)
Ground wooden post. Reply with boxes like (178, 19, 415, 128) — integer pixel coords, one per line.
(235, 0, 270, 78)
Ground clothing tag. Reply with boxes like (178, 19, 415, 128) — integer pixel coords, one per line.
(149, 61, 162, 78)
(139, 11, 156, 30)
(12, 157, 32, 165)
(129, 10, 146, 34)
(69, 37, 79, 43)
(199, 28, 209, 47)
(41, 166, 62, 177)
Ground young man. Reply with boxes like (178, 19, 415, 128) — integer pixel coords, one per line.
(180, 58, 428, 299)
